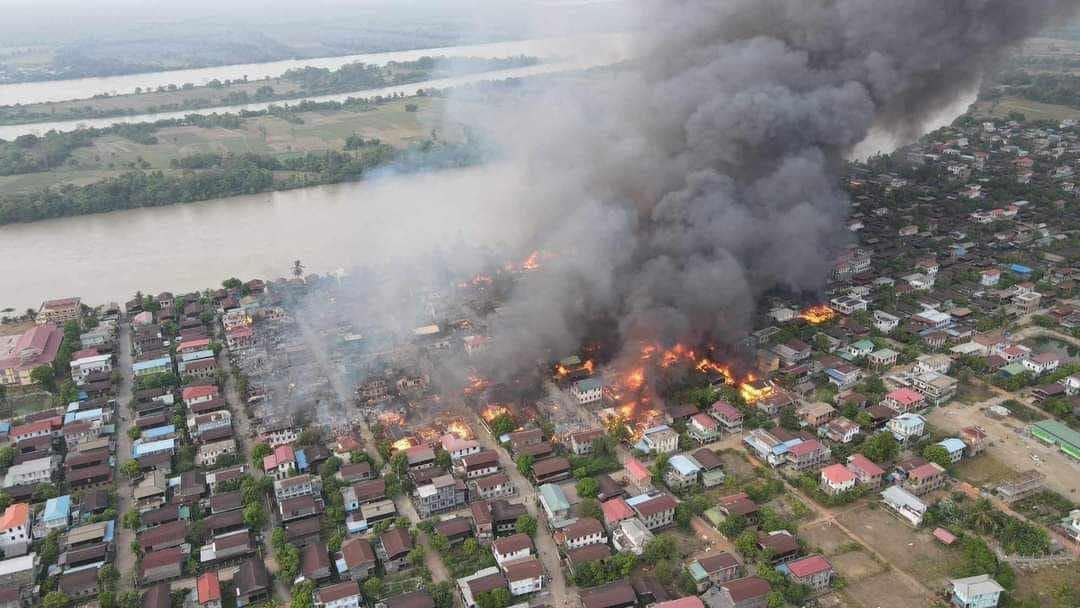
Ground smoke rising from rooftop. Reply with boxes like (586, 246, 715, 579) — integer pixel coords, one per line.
(465, 0, 1080, 375)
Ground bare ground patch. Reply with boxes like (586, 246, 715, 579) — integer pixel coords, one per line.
(830, 551, 886, 583)
(836, 504, 956, 588)
(842, 572, 935, 608)
(799, 520, 854, 555)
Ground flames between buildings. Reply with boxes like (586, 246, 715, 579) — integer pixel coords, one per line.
(799, 304, 836, 325)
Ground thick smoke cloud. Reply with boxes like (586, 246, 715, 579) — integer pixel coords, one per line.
(468, 0, 1080, 375)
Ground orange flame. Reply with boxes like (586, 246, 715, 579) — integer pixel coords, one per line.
(481, 404, 510, 422)
(463, 374, 491, 396)
(522, 251, 541, 271)
(392, 437, 413, 452)
(799, 304, 836, 325)
(446, 420, 472, 439)
(625, 368, 645, 391)
(739, 380, 774, 404)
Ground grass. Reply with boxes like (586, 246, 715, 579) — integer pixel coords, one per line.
(972, 96, 1080, 122)
(1, 96, 476, 194)
(954, 454, 1018, 489)
(1010, 563, 1080, 608)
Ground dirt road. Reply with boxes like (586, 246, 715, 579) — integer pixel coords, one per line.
(115, 320, 139, 591)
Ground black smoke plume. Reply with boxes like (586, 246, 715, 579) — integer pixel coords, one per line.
(470, 0, 1080, 375)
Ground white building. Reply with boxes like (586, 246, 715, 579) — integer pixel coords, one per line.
(69, 353, 112, 385)
(570, 379, 603, 405)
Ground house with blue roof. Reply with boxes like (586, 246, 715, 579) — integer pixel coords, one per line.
(1009, 263, 1033, 276)
(132, 357, 172, 377)
(142, 425, 177, 441)
(937, 438, 967, 464)
(63, 408, 104, 424)
(43, 495, 71, 531)
(665, 454, 702, 491)
(132, 437, 176, 459)
(538, 483, 574, 528)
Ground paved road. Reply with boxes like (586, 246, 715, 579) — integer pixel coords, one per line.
(114, 319, 138, 590)
(457, 405, 572, 608)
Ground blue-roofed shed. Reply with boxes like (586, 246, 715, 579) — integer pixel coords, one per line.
(1009, 264, 1033, 275)
(296, 449, 310, 472)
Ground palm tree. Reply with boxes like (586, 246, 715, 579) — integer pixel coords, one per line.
(292, 260, 305, 281)
(966, 498, 999, 534)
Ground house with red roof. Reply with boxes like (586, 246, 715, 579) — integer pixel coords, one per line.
(263, 445, 297, 480)
(197, 572, 222, 608)
(845, 454, 885, 488)
(904, 462, 947, 496)
(689, 413, 720, 443)
(819, 464, 856, 495)
(782, 555, 834, 591)
(0, 324, 64, 386)
(786, 439, 829, 471)
(600, 497, 635, 530)
(183, 385, 219, 405)
(179, 338, 212, 354)
(882, 388, 925, 413)
(10, 417, 62, 443)
(0, 503, 30, 556)
(709, 401, 744, 435)
(624, 457, 651, 489)
(706, 576, 771, 608)
(226, 326, 255, 350)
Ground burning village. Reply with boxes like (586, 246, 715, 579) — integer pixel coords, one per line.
(7, 2, 1080, 608)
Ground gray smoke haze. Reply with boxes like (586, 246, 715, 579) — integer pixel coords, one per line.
(461, 0, 1080, 377)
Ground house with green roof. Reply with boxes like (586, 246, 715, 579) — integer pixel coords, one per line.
(1030, 420, 1080, 460)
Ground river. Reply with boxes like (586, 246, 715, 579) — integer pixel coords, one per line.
(0, 33, 631, 106)
(0, 51, 629, 140)
(0, 164, 533, 311)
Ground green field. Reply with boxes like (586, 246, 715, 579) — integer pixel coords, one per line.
(972, 97, 1080, 122)
(0, 96, 480, 193)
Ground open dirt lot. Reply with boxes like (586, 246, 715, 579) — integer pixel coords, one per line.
(829, 551, 887, 583)
(1011, 562, 1080, 608)
(835, 504, 957, 588)
(954, 452, 1021, 489)
(842, 572, 935, 608)
(800, 520, 854, 555)
(972, 96, 1080, 122)
(929, 403, 1080, 498)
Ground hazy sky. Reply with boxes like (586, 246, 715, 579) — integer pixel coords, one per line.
(0, 0, 634, 46)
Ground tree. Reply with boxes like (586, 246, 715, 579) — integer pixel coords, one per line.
(862, 431, 899, 463)
(122, 510, 141, 530)
(576, 477, 599, 499)
(735, 529, 759, 559)
(578, 498, 602, 520)
(778, 405, 800, 431)
(650, 453, 671, 484)
(516, 515, 537, 537)
(431, 581, 454, 608)
(717, 513, 746, 538)
(430, 532, 450, 554)
(362, 578, 384, 601)
(251, 443, 272, 466)
(43, 592, 70, 608)
(244, 502, 266, 529)
(127, 426, 141, 440)
(488, 414, 517, 438)
(675, 502, 694, 530)
(515, 454, 534, 476)
(120, 459, 142, 479)
(41, 530, 61, 565)
(922, 444, 952, 469)
(476, 588, 511, 608)
(408, 546, 426, 567)
(642, 535, 677, 564)
(0, 446, 13, 471)
(291, 580, 315, 608)
(435, 449, 451, 471)
(31, 365, 57, 392)
(0, 492, 11, 512)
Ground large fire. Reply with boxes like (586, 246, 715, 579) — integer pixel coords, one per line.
(799, 304, 836, 325)
(378, 412, 404, 427)
(446, 420, 472, 439)
(739, 377, 775, 404)
(481, 404, 510, 422)
(522, 251, 541, 271)
(463, 374, 491, 396)
(391, 437, 414, 452)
